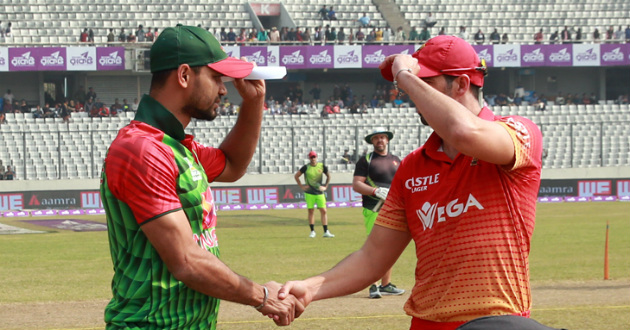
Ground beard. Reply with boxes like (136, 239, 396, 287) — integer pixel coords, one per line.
(184, 86, 220, 121)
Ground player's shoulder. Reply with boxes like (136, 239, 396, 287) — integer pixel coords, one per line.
(109, 122, 172, 159)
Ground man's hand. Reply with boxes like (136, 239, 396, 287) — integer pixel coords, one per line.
(278, 280, 314, 308)
(319, 185, 327, 192)
(258, 281, 305, 326)
(374, 187, 389, 200)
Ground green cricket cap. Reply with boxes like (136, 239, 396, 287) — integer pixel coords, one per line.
(150, 24, 254, 78)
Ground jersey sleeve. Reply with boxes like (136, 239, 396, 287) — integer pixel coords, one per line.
(353, 155, 369, 177)
(374, 161, 409, 232)
(299, 165, 307, 173)
(191, 141, 226, 183)
(105, 134, 181, 225)
(497, 116, 543, 171)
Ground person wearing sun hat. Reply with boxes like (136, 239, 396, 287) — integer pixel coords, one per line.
(353, 127, 404, 299)
(101, 24, 303, 329)
(278, 36, 550, 330)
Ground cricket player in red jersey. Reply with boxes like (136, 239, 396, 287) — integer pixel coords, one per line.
(278, 36, 561, 330)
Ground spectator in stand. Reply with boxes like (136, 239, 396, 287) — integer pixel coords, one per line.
(489, 28, 500, 44)
(625, 25, 630, 43)
(32, 105, 43, 119)
(554, 93, 565, 105)
(107, 28, 116, 43)
(337, 27, 346, 44)
(136, 25, 146, 42)
(501, 33, 509, 44)
(19, 99, 29, 113)
(121, 99, 131, 112)
(534, 28, 544, 44)
(357, 12, 371, 28)
(605, 26, 614, 41)
(42, 102, 56, 118)
(131, 98, 139, 112)
(457, 26, 468, 40)
(593, 28, 601, 43)
(614, 26, 624, 42)
(574, 27, 582, 43)
(561, 26, 572, 44)
(111, 98, 122, 114)
(0, 21, 4, 38)
(256, 28, 268, 42)
(383, 26, 392, 43)
(424, 12, 437, 28)
(438, 27, 446, 35)
(268, 27, 280, 44)
(408, 27, 418, 41)
(418, 27, 430, 42)
(4, 22, 11, 37)
(549, 30, 559, 44)
(145, 27, 155, 42)
(395, 26, 406, 43)
(4, 165, 15, 180)
(226, 28, 236, 43)
(118, 28, 126, 42)
(80, 28, 89, 42)
(85, 97, 96, 116)
(318, 5, 328, 21)
(59, 99, 71, 123)
(88, 28, 94, 44)
(355, 28, 365, 42)
(474, 29, 485, 45)
(327, 7, 337, 21)
(86, 87, 97, 102)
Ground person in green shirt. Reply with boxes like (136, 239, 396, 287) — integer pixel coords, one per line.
(294, 150, 335, 238)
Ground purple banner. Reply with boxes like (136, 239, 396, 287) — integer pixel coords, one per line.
(307, 45, 334, 69)
(600, 43, 629, 66)
(8, 47, 37, 71)
(59, 209, 84, 215)
(362, 45, 414, 68)
(546, 44, 572, 66)
(279, 46, 307, 69)
(37, 47, 66, 71)
(31, 209, 58, 216)
(240, 46, 268, 66)
(96, 47, 125, 71)
(473, 45, 493, 67)
(521, 45, 546, 67)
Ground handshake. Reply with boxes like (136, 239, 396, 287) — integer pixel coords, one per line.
(254, 280, 314, 326)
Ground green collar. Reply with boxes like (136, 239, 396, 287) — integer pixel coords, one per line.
(134, 94, 186, 141)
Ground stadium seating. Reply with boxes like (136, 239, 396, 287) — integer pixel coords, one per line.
(1, 0, 629, 44)
(1, 104, 629, 180)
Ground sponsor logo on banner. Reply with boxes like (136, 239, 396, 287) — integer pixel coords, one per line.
(279, 46, 307, 68)
(267, 46, 279, 66)
(223, 46, 240, 59)
(363, 49, 386, 66)
(0, 47, 7, 71)
(39, 48, 66, 70)
(96, 48, 125, 70)
(578, 180, 611, 197)
(600, 44, 629, 66)
(334, 45, 361, 68)
(66, 47, 96, 70)
(1, 194, 23, 211)
(331, 186, 361, 202)
(520, 45, 544, 67)
(617, 180, 630, 197)
(572, 44, 600, 66)
(543, 44, 572, 66)
(240, 47, 268, 66)
(307, 46, 334, 68)
(9, 49, 37, 71)
(81, 192, 103, 208)
(473, 45, 493, 66)
(549, 48, 571, 62)
(494, 45, 520, 67)
(522, 48, 544, 63)
(246, 187, 278, 204)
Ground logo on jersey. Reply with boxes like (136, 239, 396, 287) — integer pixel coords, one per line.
(504, 117, 532, 148)
(415, 194, 484, 230)
(184, 157, 202, 181)
(405, 173, 440, 192)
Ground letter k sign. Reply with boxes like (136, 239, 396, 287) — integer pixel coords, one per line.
(416, 202, 437, 230)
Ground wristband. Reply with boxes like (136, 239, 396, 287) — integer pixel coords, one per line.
(372, 188, 378, 196)
(393, 68, 412, 97)
(254, 286, 268, 310)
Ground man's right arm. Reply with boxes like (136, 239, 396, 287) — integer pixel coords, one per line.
(141, 210, 303, 325)
(279, 225, 411, 305)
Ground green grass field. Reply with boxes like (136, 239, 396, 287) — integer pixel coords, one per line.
(0, 202, 629, 330)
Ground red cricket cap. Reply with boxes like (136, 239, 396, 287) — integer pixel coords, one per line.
(308, 151, 317, 158)
(381, 35, 486, 87)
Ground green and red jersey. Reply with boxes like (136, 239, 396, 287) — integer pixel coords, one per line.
(100, 95, 226, 330)
(377, 107, 543, 326)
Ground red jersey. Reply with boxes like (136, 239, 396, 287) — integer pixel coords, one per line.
(376, 107, 542, 325)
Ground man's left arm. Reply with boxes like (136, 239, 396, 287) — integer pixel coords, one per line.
(216, 72, 266, 182)
(321, 166, 331, 191)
